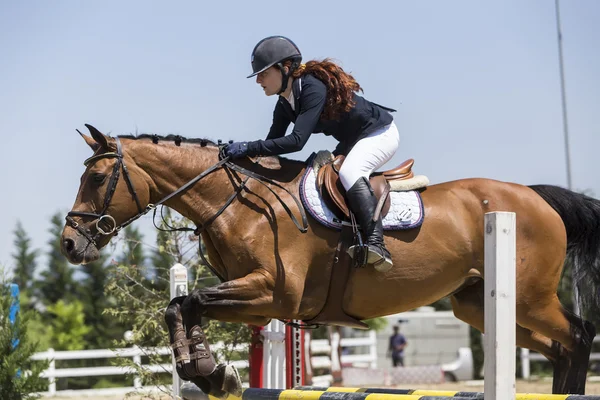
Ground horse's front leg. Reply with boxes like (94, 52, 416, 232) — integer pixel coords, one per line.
(165, 271, 278, 399)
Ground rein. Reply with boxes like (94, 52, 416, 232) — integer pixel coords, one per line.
(66, 138, 309, 281)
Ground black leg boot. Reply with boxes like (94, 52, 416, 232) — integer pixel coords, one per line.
(345, 177, 393, 272)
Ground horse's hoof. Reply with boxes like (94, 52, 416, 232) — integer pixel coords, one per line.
(181, 382, 210, 400)
(196, 364, 242, 399)
(209, 387, 229, 400)
(222, 364, 243, 397)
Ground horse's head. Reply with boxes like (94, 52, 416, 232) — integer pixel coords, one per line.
(61, 124, 152, 264)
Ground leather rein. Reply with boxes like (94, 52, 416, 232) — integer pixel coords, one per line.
(66, 138, 308, 280)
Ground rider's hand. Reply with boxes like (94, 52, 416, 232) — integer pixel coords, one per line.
(224, 141, 249, 159)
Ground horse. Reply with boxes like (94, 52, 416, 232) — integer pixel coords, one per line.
(61, 124, 600, 397)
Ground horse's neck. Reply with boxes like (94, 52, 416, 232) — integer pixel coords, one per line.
(132, 137, 307, 233)
(131, 141, 227, 225)
(131, 140, 311, 281)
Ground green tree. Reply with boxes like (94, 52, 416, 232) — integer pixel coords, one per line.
(363, 317, 388, 331)
(46, 300, 92, 351)
(36, 213, 78, 308)
(25, 312, 52, 351)
(118, 225, 145, 266)
(105, 211, 250, 397)
(149, 208, 177, 293)
(0, 277, 49, 400)
(44, 300, 93, 392)
(78, 252, 116, 349)
(11, 221, 38, 306)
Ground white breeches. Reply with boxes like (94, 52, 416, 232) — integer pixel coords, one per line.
(339, 121, 400, 191)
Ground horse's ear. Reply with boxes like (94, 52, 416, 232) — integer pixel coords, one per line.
(77, 129, 99, 151)
(85, 124, 109, 150)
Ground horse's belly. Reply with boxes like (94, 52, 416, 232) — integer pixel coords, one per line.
(344, 260, 470, 319)
(342, 183, 483, 319)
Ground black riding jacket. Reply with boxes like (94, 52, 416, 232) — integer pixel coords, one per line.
(246, 74, 395, 157)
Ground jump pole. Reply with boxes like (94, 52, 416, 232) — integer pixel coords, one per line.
(484, 212, 516, 400)
(170, 263, 189, 399)
(248, 320, 304, 389)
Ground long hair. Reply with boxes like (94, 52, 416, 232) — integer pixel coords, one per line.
(282, 58, 363, 120)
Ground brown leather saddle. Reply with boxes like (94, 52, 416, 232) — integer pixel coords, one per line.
(316, 155, 416, 221)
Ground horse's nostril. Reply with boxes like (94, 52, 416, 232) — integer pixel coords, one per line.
(63, 238, 75, 253)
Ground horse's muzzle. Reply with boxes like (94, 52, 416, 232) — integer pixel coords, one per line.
(60, 226, 101, 265)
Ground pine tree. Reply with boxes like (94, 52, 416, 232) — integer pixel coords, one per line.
(11, 221, 38, 302)
(118, 225, 145, 266)
(116, 224, 149, 311)
(45, 300, 93, 392)
(149, 207, 220, 289)
(78, 252, 114, 349)
(149, 208, 176, 293)
(103, 210, 251, 395)
(36, 213, 77, 308)
(46, 300, 91, 350)
(0, 281, 49, 400)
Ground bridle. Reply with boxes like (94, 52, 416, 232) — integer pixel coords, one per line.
(66, 137, 309, 276)
(66, 137, 144, 246)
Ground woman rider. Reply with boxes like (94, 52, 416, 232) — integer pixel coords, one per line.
(224, 36, 399, 272)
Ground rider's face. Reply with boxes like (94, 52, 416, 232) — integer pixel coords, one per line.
(256, 66, 284, 96)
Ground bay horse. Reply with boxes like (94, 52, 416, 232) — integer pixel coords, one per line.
(61, 124, 600, 397)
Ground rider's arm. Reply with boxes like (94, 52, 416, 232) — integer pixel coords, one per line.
(247, 79, 326, 156)
(265, 101, 291, 140)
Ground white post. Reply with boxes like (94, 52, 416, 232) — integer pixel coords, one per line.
(262, 319, 286, 388)
(329, 327, 341, 384)
(288, 321, 304, 388)
(304, 331, 313, 385)
(484, 212, 516, 400)
(133, 345, 142, 389)
(521, 348, 530, 379)
(369, 330, 378, 369)
(170, 263, 188, 399)
(47, 348, 56, 396)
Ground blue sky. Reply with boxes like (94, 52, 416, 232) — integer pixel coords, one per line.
(0, 1, 598, 272)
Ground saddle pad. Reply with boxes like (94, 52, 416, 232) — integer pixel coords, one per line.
(299, 163, 425, 231)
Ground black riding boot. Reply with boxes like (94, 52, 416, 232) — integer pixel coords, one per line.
(346, 177, 393, 272)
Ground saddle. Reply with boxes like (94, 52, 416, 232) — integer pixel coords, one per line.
(316, 155, 416, 221)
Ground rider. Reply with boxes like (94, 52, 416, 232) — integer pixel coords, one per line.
(224, 35, 399, 272)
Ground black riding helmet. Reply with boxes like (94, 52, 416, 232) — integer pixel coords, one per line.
(247, 36, 302, 94)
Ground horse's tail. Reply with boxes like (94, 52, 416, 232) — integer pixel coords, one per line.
(529, 184, 600, 316)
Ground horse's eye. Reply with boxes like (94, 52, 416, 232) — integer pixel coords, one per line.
(92, 174, 106, 184)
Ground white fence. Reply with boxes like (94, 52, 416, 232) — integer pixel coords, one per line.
(30, 343, 247, 397)
(31, 346, 171, 398)
(307, 330, 378, 387)
(311, 331, 378, 370)
(31, 332, 377, 397)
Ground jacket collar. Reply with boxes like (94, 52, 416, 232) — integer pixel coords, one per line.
(292, 76, 301, 109)
(279, 77, 302, 120)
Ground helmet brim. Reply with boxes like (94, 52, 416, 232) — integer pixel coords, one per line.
(246, 61, 278, 79)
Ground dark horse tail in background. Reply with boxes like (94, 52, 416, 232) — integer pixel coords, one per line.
(61, 125, 600, 397)
(528, 185, 600, 393)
